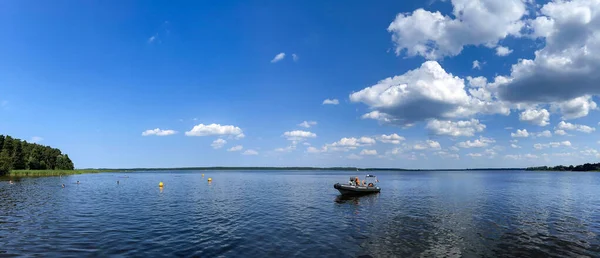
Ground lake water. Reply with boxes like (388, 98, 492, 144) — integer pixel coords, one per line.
(1, 170, 600, 257)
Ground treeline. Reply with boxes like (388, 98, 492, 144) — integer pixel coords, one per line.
(0, 135, 74, 175)
(526, 163, 600, 171)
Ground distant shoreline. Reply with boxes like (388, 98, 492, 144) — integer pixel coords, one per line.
(7, 167, 600, 177)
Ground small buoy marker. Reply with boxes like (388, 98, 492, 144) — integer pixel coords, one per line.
(202, 174, 205, 177)
(207, 177, 212, 182)
(159, 182, 164, 187)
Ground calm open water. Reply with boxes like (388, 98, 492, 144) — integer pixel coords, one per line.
(1, 170, 600, 257)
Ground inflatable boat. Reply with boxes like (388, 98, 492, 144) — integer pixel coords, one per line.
(334, 175, 380, 195)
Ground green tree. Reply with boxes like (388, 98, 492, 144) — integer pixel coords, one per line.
(12, 142, 26, 170)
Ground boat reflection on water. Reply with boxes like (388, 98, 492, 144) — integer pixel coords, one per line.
(334, 192, 379, 205)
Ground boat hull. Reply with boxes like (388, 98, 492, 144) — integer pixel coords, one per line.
(334, 183, 380, 196)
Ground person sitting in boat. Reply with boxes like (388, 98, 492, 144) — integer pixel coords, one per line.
(355, 177, 360, 186)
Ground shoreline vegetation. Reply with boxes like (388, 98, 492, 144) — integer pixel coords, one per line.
(5, 164, 600, 177)
(0, 134, 75, 176)
(526, 163, 600, 172)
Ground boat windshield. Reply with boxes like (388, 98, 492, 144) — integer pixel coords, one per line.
(363, 175, 378, 186)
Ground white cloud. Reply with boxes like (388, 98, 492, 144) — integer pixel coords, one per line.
(511, 144, 521, 149)
(142, 128, 177, 136)
(519, 108, 550, 126)
(533, 130, 552, 138)
(497, 0, 600, 106)
(511, 129, 530, 138)
(554, 129, 567, 136)
(360, 149, 378, 156)
(413, 140, 441, 150)
(227, 145, 243, 152)
(275, 145, 296, 152)
(308, 136, 376, 153)
(283, 130, 317, 141)
(473, 60, 481, 70)
(322, 99, 339, 105)
(426, 119, 486, 137)
(30, 136, 43, 143)
(505, 127, 514, 130)
(185, 123, 245, 139)
(306, 146, 321, 153)
(303, 142, 311, 146)
(292, 54, 299, 62)
(510, 139, 518, 143)
(467, 153, 483, 158)
(148, 35, 156, 43)
(298, 121, 317, 128)
(377, 133, 405, 144)
(533, 141, 572, 149)
(350, 61, 509, 125)
(495, 46, 513, 56)
(387, 0, 526, 59)
(243, 149, 258, 155)
(457, 136, 495, 148)
(504, 154, 539, 160)
(551, 96, 598, 120)
(556, 121, 595, 133)
(347, 154, 363, 160)
(211, 139, 227, 149)
(271, 52, 285, 63)
(434, 151, 460, 159)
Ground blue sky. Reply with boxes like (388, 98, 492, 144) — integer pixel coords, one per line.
(1, 0, 599, 169)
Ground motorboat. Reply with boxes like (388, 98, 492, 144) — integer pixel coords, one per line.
(334, 174, 380, 196)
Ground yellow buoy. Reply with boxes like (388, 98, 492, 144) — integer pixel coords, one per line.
(207, 177, 212, 182)
(159, 182, 164, 187)
(202, 174, 205, 177)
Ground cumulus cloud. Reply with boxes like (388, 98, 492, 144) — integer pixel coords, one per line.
(497, 0, 600, 105)
(519, 108, 550, 126)
(555, 121, 596, 133)
(322, 99, 339, 105)
(504, 154, 539, 160)
(551, 96, 598, 120)
(511, 129, 530, 138)
(142, 128, 177, 136)
(243, 149, 259, 155)
(271, 52, 285, 63)
(309, 136, 377, 153)
(426, 119, 486, 137)
(360, 149, 378, 156)
(457, 136, 495, 148)
(227, 145, 243, 152)
(377, 133, 405, 144)
(533, 141, 572, 149)
(472, 60, 482, 70)
(350, 62, 509, 125)
(298, 121, 317, 128)
(283, 130, 317, 141)
(554, 129, 567, 136)
(387, 0, 526, 59)
(495, 46, 513, 56)
(434, 151, 460, 159)
(275, 145, 296, 152)
(511, 144, 522, 148)
(292, 54, 299, 62)
(533, 130, 552, 138)
(413, 140, 441, 150)
(211, 139, 227, 149)
(185, 123, 244, 138)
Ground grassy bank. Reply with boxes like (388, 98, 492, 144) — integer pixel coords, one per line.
(8, 169, 123, 177)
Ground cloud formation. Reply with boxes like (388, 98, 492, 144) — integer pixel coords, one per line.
(322, 99, 339, 105)
(387, 0, 526, 59)
(271, 53, 285, 63)
(142, 128, 177, 136)
(185, 124, 245, 139)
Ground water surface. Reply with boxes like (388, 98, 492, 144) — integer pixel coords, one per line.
(1, 170, 600, 257)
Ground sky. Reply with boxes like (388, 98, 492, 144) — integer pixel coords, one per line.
(0, 0, 599, 169)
